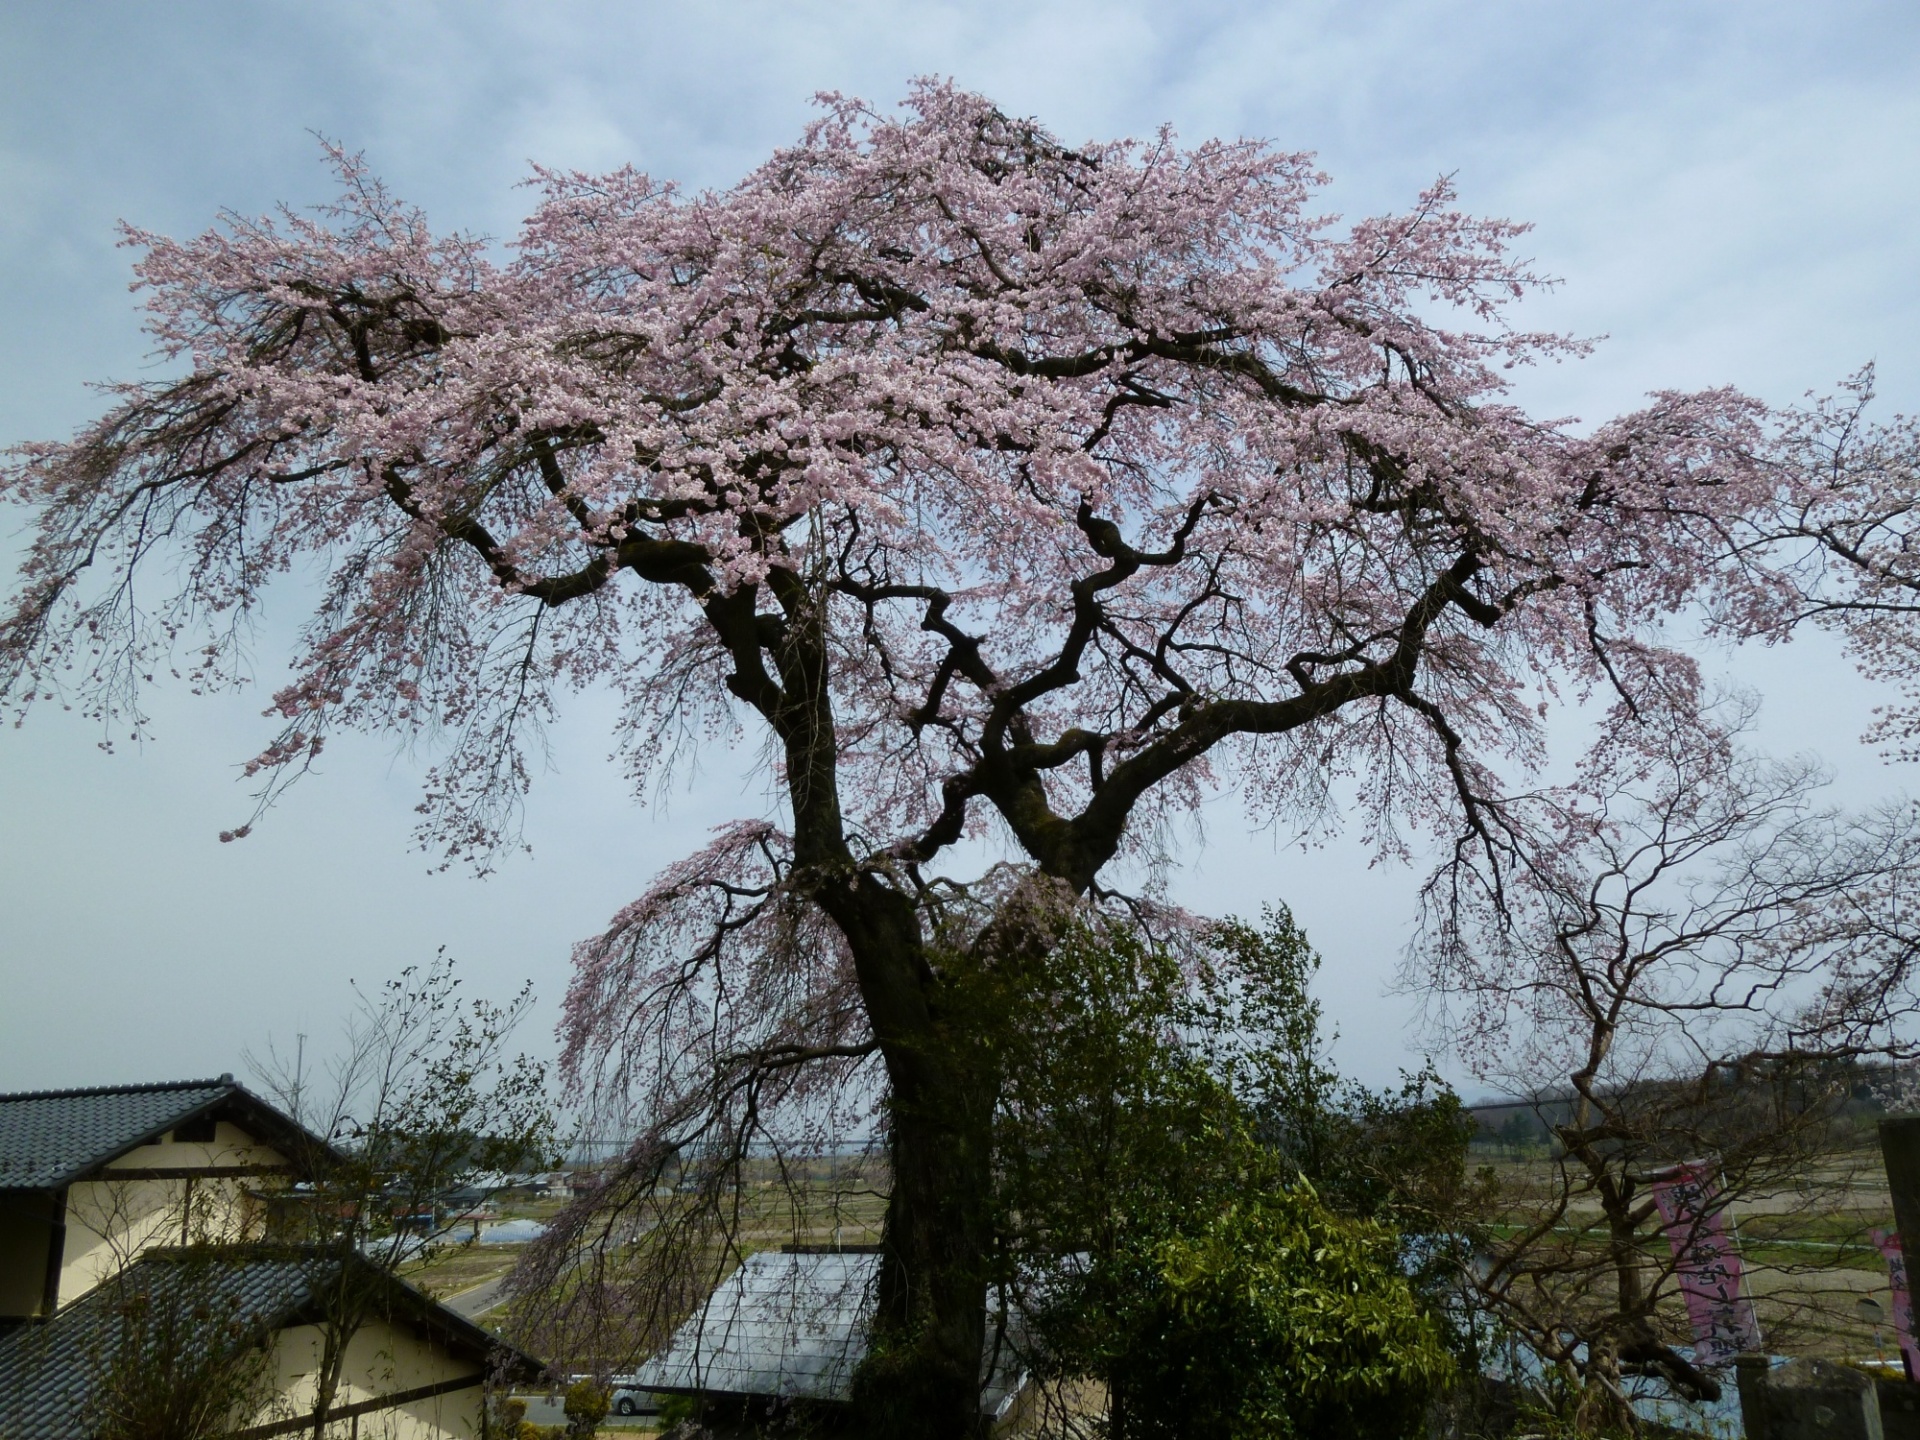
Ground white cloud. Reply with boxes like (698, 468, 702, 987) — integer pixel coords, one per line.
(2, 0, 1916, 1089)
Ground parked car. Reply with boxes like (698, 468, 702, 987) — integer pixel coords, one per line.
(608, 1383, 660, 1417)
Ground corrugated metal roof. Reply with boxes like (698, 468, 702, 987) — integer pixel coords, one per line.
(0, 1078, 337, 1190)
(0, 1247, 542, 1440)
(632, 1250, 1028, 1418)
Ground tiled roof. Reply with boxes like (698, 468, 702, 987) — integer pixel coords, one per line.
(0, 1247, 541, 1440)
(632, 1250, 1027, 1419)
(0, 1078, 335, 1189)
(0, 1250, 318, 1439)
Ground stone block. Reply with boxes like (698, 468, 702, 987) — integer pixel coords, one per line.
(1736, 1355, 1883, 1440)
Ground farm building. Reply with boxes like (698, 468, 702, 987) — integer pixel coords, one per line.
(631, 1247, 1039, 1430)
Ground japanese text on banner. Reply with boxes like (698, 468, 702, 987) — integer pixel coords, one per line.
(1651, 1160, 1762, 1366)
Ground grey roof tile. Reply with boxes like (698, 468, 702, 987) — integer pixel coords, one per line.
(0, 1080, 238, 1189)
(0, 1248, 541, 1440)
(0, 1251, 320, 1439)
(0, 1079, 338, 1190)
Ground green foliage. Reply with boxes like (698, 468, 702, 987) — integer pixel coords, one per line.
(993, 909, 1467, 1439)
(992, 918, 1243, 1260)
(1107, 1187, 1455, 1440)
(1496, 1111, 1538, 1158)
(655, 1392, 698, 1426)
(993, 908, 1472, 1247)
(497, 1395, 530, 1432)
(493, 1397, 563, 1440)
(563, 1378, 610, 1438)
(1208, 913, 1475, 1233)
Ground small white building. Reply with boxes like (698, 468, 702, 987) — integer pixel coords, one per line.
(632, 1248, 1031, 1429)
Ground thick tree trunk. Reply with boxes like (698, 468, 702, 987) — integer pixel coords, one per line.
(856, 1062, 997, 1439)
(764, 609, 1054, 1437)
(817, 874, 998, 1439)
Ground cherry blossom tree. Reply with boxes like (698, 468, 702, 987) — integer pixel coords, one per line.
(1771, 370, 1920, 747)
(1, 82, 1814, 1433)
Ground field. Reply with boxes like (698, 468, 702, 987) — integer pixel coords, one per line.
(403, 1160, 892, 1353)
(1469, 1130, 1906, 1363)
(408, 1138, 1912, 1393)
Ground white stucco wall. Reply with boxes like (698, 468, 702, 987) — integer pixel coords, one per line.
(59, 1119, 286, 1305)
(264, 1316, 487, 1440)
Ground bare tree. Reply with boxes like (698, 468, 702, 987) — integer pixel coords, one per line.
(82, 1247, 283, 1440)
(1422, 700, 1920, 1429)
(251, 954, 556, 1435)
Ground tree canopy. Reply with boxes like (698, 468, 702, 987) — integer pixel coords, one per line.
(2, 81, 1899, 1435)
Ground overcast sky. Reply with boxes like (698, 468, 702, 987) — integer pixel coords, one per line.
(2, 1, 1917, 1097)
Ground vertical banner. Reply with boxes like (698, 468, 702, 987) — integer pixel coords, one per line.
(1872, 1229, 1920, 1378)
(1650, 1160, 1763, 1365)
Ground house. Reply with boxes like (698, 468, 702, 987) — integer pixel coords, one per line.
(0, 1075, 331, 1323)
(631, 1247, 1031, 1430)
(0, 1246, 540, 1440)
(0, 1077, 542, 1439)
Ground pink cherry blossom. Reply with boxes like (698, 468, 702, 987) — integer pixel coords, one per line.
(0, 82, 1848, 1431)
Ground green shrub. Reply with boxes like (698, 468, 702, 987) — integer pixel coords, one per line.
(655, 1393, 698, 1426)
(1104, 1185, 1454, 1440)
(562, 1379, 609, 1438)
(989, 913, 1470, 1438)
(495, 1396, 529, 1438)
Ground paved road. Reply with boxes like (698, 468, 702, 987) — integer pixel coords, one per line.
(517, 1396, 660, 1429)
(444, 1274, 512, 1319)
(518, 1398, 568, 1426)
(451, 1278, 663, 1430)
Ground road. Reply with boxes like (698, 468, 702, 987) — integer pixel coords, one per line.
(515, 1395, 660, 1429)
(444, 1264, 663, 1430)
(444, 1273, 512, 1319)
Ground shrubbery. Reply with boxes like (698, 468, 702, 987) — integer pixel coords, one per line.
(994, 912, 1468, 1439)
(1103, 1187, 1453, 1439)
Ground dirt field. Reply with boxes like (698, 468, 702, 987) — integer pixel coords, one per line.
(404, 1242, 527, 1301)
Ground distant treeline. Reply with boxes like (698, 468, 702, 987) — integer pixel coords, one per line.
(1465, 1054, 1917, 1149)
